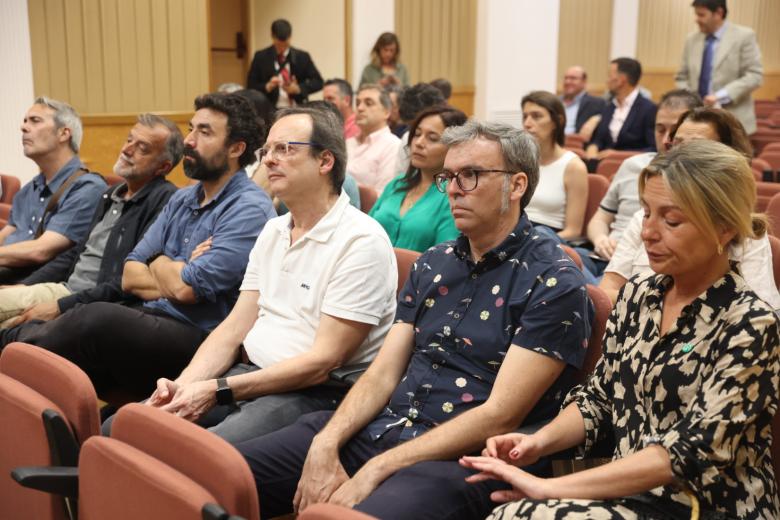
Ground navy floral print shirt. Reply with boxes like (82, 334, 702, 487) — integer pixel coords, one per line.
(366, 213, 593, 442)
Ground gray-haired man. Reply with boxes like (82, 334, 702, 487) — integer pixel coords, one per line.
(237, 120, 593, 520)
(0, 97, 107, 282)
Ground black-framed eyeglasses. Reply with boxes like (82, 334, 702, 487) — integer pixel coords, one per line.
(258, 141, 323, 161)
(434, 168, 516, 193)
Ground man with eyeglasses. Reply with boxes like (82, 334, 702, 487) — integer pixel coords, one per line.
(133, 105, 398, 443)
(12, 93, 275, 402)
(236, 120, 592, 519)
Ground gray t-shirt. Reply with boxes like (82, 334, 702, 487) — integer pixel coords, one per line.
(599, 152, 655, 241)
(65, 191, 126, 293)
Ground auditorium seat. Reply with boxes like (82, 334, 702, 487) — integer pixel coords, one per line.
(0, 173, 21, 204)
(16, 403, 261, 520)
(357, 184, 378, 213)
(0, 203, 10, 228)
(560, 244, 584, 271)
(751, 130, 780, 156)
(763, 142, 780, 155)
(582, 175, 610, 236)
(767, 193, 780, 237)
(757, 182, 780, 212)
(1, 342, 100, 520)
(595, 157, 623, 181)
(581, 285, 611, 379)
(601, 150, 640, 161)
(103, 174, 124, 187)
(564, 134, 585, 150)
(394, 247, 421, 296)
(759, 151, 780, 174)
(752, 157, 773, 182)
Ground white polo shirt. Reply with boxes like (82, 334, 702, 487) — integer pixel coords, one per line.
(241, 191, 398, 368)
(605, 209, 780, 310)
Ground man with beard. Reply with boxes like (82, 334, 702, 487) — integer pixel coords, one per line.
(0, 94, 275, 403)
(0, 113, 180, 330)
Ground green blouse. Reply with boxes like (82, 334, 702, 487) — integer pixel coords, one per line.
(359, 63, 410, 87)
(369, 175, 459, 252)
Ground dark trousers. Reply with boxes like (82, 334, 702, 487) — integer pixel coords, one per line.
(0, 265, 37, 284)
(236, 410, 517, 520)
(0, 302, 207, 400)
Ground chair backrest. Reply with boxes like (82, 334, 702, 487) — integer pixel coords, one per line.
(757, 182, 780, 213)
(751, 131, 780, 156)
(763, 142, 780, 155)
(78, 403, 260, 520)
(564, 134, 585, 150)
(0, 343, 100, 520)
(299, 503, 378, 519)
(580, 284, 612, 379)
(103, 174, 124, 187)
(767, 193, 780, 237)
(560, 244, 584, 270)
(767, 235, 780, 291)
(0, 174, 21, 204)
(759, 151, 780, 173)
(595, 158, 623, 181)
(394, 248, 421, 296)
(600, 150, 640, 161)
(0, 202, 9, 228)
(357, 184, 378, 213)
(753, 158, 773, 182)
(583, 175, 610, 236)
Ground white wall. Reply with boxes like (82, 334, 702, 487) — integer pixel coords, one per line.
(0, 0, 37, 184)
(611, 0, 639, 58)
(475, 0, 560, 123)
(350, 0, 394, 89)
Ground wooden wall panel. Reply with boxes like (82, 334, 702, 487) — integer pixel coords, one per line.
(557, 0, 613, 92)
(28, 0, 208, 114)
(395, 0, 476, 88)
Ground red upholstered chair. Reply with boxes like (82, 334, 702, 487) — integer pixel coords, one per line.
(582, 175, 610, 236)
(595, 158, 623, 181)
(751, 131, 780, 156)
(394, 247, 421, 296)
(1, 342, 100, 520)
(560, 244, 584, 271)
(768, 235, 780, 291)
(759, 151, 780, 173)
(299, 503, 378, 519)
(580, 284, 612, 379)
(77, 403, 260, 520)
(0, 174, 21, 204)
(565, 134, 585, 150)
(601, 150, 640, 161)
(763, 142, 780, 155)
(358, 183, 378, 213)
(0, 202, 9, 228)
(753, 158, 773, 182)
(102, 174, 124, 187)
(767, 193, 780, 237)
(757, 182, 780, 213)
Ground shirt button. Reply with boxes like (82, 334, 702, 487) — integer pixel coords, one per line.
(28, 230, 33, 234)
(193, 210, 199, 216)
(432, 363, 439, 370)
(471, 274, 477, 279)
(112, 209, 118, 214)
(184, 238, 189, 244)
(40, 197, 45, 202)
(454, 313, 460, 319)
(413, 400, 420, 406)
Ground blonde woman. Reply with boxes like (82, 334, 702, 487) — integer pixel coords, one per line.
(461, 140, 780, 519)
(359, 32, 409, 88)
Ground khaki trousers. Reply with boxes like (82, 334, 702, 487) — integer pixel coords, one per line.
(0, 283, 72, 328)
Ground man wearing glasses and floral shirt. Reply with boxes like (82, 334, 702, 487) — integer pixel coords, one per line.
(137, 105, 398, 444)
(235, 120, 593, 520)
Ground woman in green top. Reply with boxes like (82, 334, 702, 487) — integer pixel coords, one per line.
(360, 32, 410, 87)
(370, 105, 466, 252)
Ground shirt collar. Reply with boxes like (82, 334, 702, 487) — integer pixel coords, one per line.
(454, 212, 533, 268)
(613, 87, 639, 110)
(33, 156, 84, 193)
(359, 125, 391, 144)
(185, 169, 249, 209)
(564, 90, 586, 106)
(276, 190, 351, 244)
(109, 175, 166, 204)
(711, 21, 727, 41)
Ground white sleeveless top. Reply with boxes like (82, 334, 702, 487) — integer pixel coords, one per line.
(524, 150, 575, 230)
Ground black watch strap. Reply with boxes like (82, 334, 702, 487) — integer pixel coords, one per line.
(215, 377, 235, 407)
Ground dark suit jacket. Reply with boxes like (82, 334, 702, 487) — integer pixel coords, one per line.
(574, 93, 606, 133)
(590, 93, 657, 152)
(246, 46, 323, 105)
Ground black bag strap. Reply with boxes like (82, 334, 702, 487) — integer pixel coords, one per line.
(34, 167, 92, 239)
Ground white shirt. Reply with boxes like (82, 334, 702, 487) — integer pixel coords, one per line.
(346, 126, 401, 192)
(609, 88, 640, 143)
(525, 150, 576, 230)
(241, 191, 398, 368)
(599, 152, 654, 241)
(605, 210, 780, 310)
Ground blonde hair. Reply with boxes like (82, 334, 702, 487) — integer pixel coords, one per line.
(639, 140, 767, 249)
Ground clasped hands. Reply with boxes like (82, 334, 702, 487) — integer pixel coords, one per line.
(146, 378, 217, 422)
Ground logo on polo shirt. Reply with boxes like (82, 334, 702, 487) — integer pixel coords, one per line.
(301, 283, 311, 290)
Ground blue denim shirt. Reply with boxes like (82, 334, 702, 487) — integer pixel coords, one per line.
(126, 171, 276, 331)
(366, 213, 593, 442)
(7, 156, 106, 244)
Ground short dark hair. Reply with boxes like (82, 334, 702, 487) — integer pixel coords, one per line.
(397, 105, 467, 193)
(430, 78, 452, 100)
(275, 106, 346, 194)
(611, 57, 642, 86)
(271, 19, 292, 41)
(233, 89, 273, 143)
(658, 89, 703, 112)
(691, 0, 727, 18)
(324, 78, 353, 102)
(671, 107, 752, 157)
(521, 91, 566, 147)
(306, 100, 344, 125)
(398, 83, 446, 123)
(193, 93, 264, 168)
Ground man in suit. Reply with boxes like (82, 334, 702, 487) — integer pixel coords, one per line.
(246, 19, 323, 109)
(561, 65, 605, 140)
(674, 0, 763, 134)
(586, 57, 657, 160)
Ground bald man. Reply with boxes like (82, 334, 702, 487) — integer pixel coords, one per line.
(560, 65, 605, 139)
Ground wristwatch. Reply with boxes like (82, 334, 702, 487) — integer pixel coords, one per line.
(215, 377, 236, 408)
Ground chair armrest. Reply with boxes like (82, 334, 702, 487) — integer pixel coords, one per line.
(329, 362, 372, 386)
(11, 466, 79, 498)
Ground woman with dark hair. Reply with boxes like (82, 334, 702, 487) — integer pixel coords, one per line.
(521, 91, 588, 241)
(369, 105, 466, 251)
(670, 106, 753, 157)
(360, 32, 409, 87)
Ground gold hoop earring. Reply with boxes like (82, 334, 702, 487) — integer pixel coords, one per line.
(717, 244, 724, 256)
